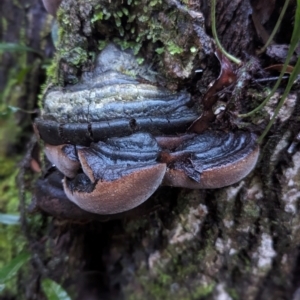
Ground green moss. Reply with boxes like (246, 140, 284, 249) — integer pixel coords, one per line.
(177, 262, 198, 279)
(54, 6, 91, 80)
(157, 272, 173, 285)
(1, 17, 8, 33)
(242, 201, 260, 219)
(123, 197, 217, 299)
(113, 39, 142, 55)
(50, 0, 203, 85)
(132, 266, 215, 300)
(124, 238, 215, 299)
(0, 116, 20, 156)
(61, 47, 88, 66)
(0, 157, 20, 214)
(0, 156, 26, 296)
(124, 218, 149, 233)
(91, 11, 104, 23)
(45, 55, 58, 84)
(166, 42, 184, 55)
(0, 227, 26, 296)
(134, 270, 173, 300)
(191, 284, 215, 298)
(149, 0, 161, 6)
(97, 40, 108, 51)
(228, 288, 239, 300)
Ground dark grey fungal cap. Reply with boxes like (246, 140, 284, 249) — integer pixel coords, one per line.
(37, 44, 198, 145)
(42, 43, 192, 124)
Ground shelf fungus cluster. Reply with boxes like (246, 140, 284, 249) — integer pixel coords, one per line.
(34, 44, 259, 217)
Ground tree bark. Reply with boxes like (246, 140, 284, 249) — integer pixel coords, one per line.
(2, 0, 300, 299)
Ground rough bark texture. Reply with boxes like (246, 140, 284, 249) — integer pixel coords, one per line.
(1, 0, 300, 299)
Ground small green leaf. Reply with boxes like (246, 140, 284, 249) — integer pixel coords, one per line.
(150, 0, 158, 6)
(0, 252, 30, 284)
(136, 57, 144, 64)
(138, 15, 149, 23)
(104, 12, 111, 20)
(114, 16, 122, 27)
(190, 46, 197, 53)
(98, 40, 108, 51)
(128, 14, 136, 23)
(167, 43, 183, 55)
(91, 12, 103, 23)
(0, 213, 20, 225)
(117, 10, 123, 17)
(155, 47, 164, 54)
(42, 279, 71, 300)
(0, 43, 41, 55)
(122, 7, 129, 16)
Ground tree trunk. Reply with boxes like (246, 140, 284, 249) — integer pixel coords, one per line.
(2, 0, 300, 299)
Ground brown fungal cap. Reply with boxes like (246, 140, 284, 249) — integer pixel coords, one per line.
(44, 144, 80, 178)
(53, 133, 165, 214)
(63, 164, 166, 215)
(162, 131, 259, 189)
(37, 131, 259, 217)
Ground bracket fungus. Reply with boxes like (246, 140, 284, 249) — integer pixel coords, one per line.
(34, 44, 259, 217)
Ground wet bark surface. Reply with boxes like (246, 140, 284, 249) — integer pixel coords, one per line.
(1, 0, 300, 299)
